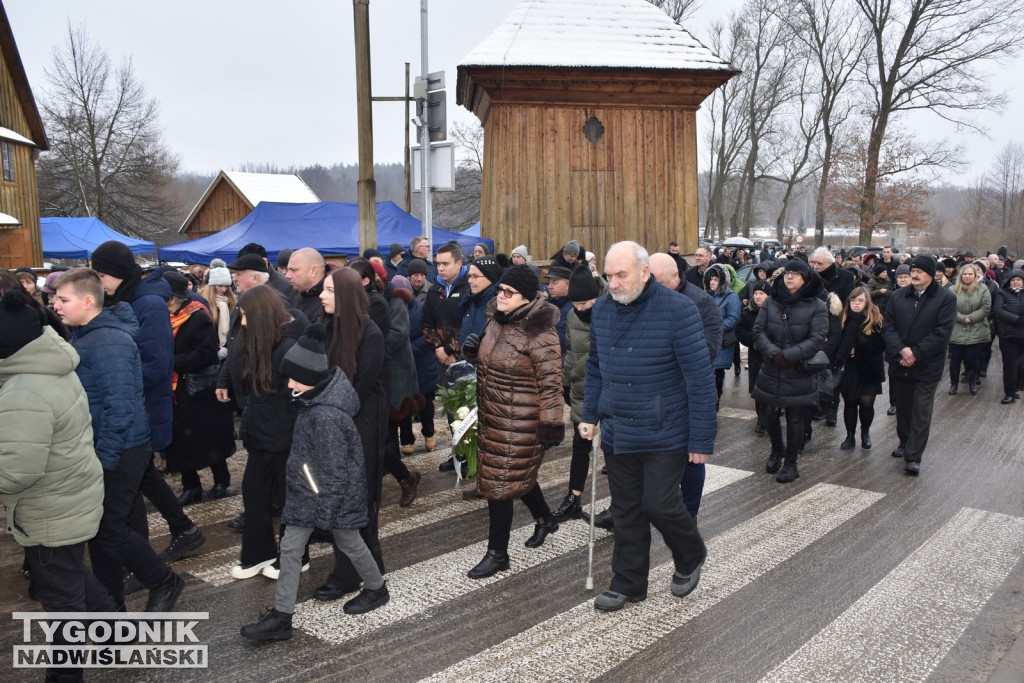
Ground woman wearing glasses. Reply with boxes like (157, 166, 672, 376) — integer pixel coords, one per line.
(460, 264, 565, 578)
(752, 259, 828, 483)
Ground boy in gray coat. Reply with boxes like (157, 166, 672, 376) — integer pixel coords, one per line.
(241, 323, 389, 642)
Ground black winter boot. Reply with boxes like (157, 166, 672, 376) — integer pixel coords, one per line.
(525, 517, 559, 548)
(776, 459, 800, 483)
(343, 583, 390, 615)
(765, 450, 784, 474)
(240, 608, 293, 641)
(552, 492, 583, 521)
(840, 433, 856, 450)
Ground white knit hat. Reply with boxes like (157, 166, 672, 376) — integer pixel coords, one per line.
(208, 264, 231, 286)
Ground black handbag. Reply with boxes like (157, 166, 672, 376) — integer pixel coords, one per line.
(722, 328, 738, 347)
(797, 350, 830, 374)
(183, 363, 220, 397)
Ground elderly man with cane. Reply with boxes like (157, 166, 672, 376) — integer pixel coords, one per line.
(579, 241, 717, 611)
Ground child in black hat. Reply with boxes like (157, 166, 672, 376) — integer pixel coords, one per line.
(241, 323, 389, 642)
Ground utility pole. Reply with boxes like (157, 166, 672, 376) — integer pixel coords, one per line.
(371, 63, 413, 213)
(420, 0, 432, 248)
(353, 0, 376, 254)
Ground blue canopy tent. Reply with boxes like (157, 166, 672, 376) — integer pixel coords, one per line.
(158, 201, 493, 264)
(40, 217, 157, 259)
(464, 222, 481, 237)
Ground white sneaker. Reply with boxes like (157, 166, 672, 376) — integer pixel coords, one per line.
(230, 558, 275, 580)
(261, 559, 310, 580)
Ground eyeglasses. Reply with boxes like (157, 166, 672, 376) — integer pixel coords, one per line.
(496, 286, 519, 298)
(467, 274, 482, 280)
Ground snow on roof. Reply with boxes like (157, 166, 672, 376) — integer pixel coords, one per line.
(222, 171, 319, 205)
(0, 126, 35, 146)
(460, 0, 732, 72)
(178, 171, 320, 233)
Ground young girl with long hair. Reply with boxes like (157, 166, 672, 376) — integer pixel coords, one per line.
(837, 286, 886, 450)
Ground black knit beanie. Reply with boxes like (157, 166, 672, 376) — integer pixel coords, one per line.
(752, 279, 772, 296)
(407, 259, 429, 276)
(499, 264, 539, 302)
(909, 255, 937, 279)
(470, 256, 503, 284)
(568, 265, 600, 302)
(90, 241, 137, 279)
(783, 258, 810, 277)
(279, 323, 331, 387)
(0, 290, 43, 358)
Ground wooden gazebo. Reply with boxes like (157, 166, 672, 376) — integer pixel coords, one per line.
(457, 0, 736, 263)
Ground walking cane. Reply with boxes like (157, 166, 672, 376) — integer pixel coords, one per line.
(586, 426, 601, 590)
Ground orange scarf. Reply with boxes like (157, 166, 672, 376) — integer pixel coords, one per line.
(170, 300, 209, 393)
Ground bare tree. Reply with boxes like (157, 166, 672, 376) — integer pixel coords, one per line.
(426, 122, 483, 230)
(776, 0, 868, 246)
(958, 177, 990, 251)
(987, 142, 1024, 247)
(729, 0, 798, 237)
(761, 54, 824, 241)
(37, 25, 179, 242)
(853, 0, 1024, 244)
(646, 0, 702, 24)
(702, 16, 748, 241)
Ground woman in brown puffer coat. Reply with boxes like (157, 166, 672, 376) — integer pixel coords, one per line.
(460, 265, 565, 579)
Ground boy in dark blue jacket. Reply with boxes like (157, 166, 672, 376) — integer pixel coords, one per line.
(53, 268, 184, 612)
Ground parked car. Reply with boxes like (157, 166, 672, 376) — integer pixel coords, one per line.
(844, 246, 885, 260)
(753, 239, 782, 253)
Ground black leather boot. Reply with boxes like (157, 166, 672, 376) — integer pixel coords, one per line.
(861, 430, 872, 449)
(552, 492, 583, 521)
(776, 459, 800, 483)
(467, 550, 510, 579)
(840, 433, 856, 450)
(240, 608, 293, 641)
(765, 450, 784, 473)
(525, 518, 559, 548)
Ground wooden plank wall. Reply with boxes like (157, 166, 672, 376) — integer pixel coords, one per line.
(480, 105, 699, 267)
(184, 179, 253, 238)
(0, 53, 42, 268)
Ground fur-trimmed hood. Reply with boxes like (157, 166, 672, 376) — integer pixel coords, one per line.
(703, 263, 732, 296)
(826, 291, 843, 316)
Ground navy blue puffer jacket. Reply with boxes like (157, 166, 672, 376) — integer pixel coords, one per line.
(583, 278, 717, 455)
(71, 304, 151, 469)
(128, 269, 174, 451)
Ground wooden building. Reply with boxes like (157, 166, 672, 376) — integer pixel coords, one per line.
(457, 0, 736, 263)
(0, 2, 48, 269)
(179, 170, 319, 238)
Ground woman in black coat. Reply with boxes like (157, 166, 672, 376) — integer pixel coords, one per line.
(992, 269, 1024, 403)
(836, 286, 886, 450)
(164, 279, 235, 504)
(215, 284, 304, 580)
(752, 260, 828, 483)
(315, 268, 389, 599)
(735, 279, 771, 434)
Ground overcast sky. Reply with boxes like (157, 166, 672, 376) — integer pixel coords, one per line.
(7, 0, 1023, 183)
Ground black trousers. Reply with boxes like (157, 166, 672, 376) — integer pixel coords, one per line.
(1000, 337, 1024, 395)
(891, 377, 939, 464)
(605, 449, 706, 597)
(240, 448, 288, 566)
(89, 444, 173, 607)
(399, 391, 436, 444)
(25, 542, 118, 680)
(181, 458, 231, 490)
(759, 402, 810, 459)
(485, 483, 552, 555)
(383, 421, 410, 483)
(948, 343, 981, 384)
(136, 459, 195, 538)
(568, 423, 592, 493)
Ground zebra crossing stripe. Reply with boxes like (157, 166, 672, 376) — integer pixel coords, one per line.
(145, 446, 456, 532)
(419, 482, 882, 682)
(188, 470, 571, 587)
(761, 507, 1024, 683)
(293, 464, 754, 645)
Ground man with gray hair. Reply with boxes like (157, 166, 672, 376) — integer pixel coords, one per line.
(579, 241, 717, 612)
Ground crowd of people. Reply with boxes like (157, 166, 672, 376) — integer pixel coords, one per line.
(2, 232, 1022, 669)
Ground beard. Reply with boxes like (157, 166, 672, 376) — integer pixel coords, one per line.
(610, 278, 644, 305)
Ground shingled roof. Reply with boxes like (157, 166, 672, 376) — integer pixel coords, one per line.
(459, 0, 732, 72)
